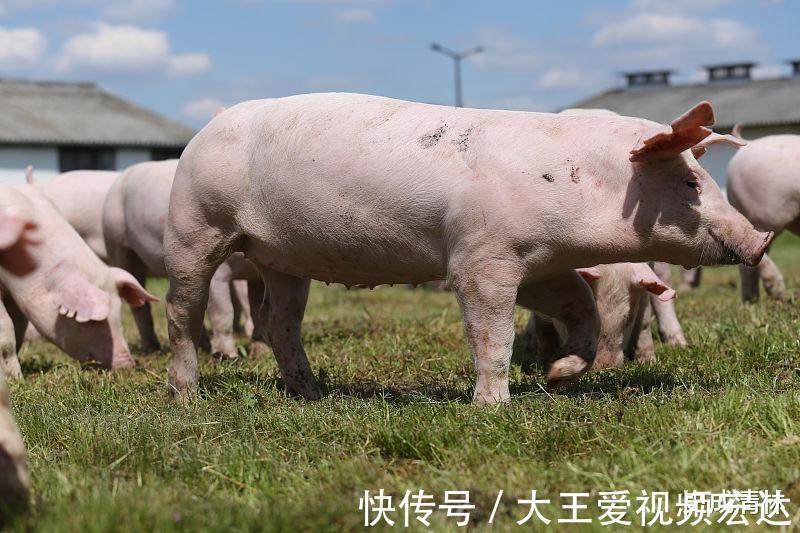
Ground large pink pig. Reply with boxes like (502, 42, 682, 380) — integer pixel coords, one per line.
(726, 125, 799, 302)
(163, 93, 770, 404)
(102, 160, 266, 356)
(0, 210, 32, 508)
(0, 183, 157, 377)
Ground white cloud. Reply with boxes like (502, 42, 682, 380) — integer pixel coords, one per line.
(593, 13, 757, 49)
(630, 0, 734, 13)
(183, 97, 226, 121)
(471, 27, 538, 71)
(55, 23, 210, 77)
(0, 0, 174, 21)
(337, 7, 375, 22)
(592, 13, 761, 68)
(0, 25, 46, 66)
(538, 68, 596, 90)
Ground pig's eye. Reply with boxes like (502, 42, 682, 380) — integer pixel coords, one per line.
(685, 180, 699, 190)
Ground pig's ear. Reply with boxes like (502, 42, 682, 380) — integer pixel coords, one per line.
(25, 166, 34, 184)
(691, 133, 746, 159)
(576, 266, 601, 282)
(630, 101, 715, 162)
(56, 278, 111, 323)
(0, 215, 33, 250)
(632, 263, 676, 302)
(109, 267, 159, 307)
(731, 123, 744, 139)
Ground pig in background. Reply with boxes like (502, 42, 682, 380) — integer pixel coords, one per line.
(162, 93, 768, 405)
(102, 159, 268, 358)
(519, 262, 683, 373)
(0, 210, 34, 512)
(726, 125, 799, 303)
(0, 182, 158, 378)
(676, 124, 795, 303)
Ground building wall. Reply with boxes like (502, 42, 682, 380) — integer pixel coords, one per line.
(116, 148, 152, 171)
(0, 146, 59, 183)
(0, 145, 162, 184)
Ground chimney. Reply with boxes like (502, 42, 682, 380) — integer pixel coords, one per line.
(787, 59, 800, 77)
(704, 62, 755, 82)
(622, 70, 673, 88)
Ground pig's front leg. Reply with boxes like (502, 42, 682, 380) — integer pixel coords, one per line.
(650, 262, 687, 347)
(679, 267, 702, 291)
(452, 264, 519, 405)
(0, 297, 21, 380)
(206, 278, 237, 359)
(758, 253, 785, 301)
(516, 271, 598, 387)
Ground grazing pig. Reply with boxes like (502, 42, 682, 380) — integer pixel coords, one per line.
(726, 125, 799, 302)
(102, 160, 267, 356)
(521, 263, 680, 371)
(27, 167, 118, 261)
(163, 93, 771, 404)
(0, 183, 158, 376)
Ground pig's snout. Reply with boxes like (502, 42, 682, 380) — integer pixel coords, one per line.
(742, 231, 774, 267)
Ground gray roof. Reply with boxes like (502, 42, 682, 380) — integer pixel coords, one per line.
(0, 79, 195, 147)
(571, 76, 800, 129)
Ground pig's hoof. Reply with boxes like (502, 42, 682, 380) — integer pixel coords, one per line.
(286, 380, 323, 401)
(545, 355, 589, 387)
(665, 334, 688, 347)
(472, 392, 511, 406)
(167, 371, 198, 402)
(248, 340, 271, 357)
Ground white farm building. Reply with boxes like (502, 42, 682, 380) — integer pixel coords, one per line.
(0, 79, 194, 183)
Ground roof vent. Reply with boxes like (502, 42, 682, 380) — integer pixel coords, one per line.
(787, 60, 800, 77)
(704, 62, 755, 82)
(623, 70, 672, 88)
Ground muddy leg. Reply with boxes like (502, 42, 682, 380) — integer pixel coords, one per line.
(740, 264, 760, 303)
(254, 266, 321, 400)
(247, 279, 270, 354)
(517, 271, 598, 386)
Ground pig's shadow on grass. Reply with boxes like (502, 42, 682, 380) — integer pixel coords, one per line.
(19, 358, 58, 375)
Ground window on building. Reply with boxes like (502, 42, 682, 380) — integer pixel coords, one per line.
(151, 148, 183, 161)
(58, 146, 116, 172)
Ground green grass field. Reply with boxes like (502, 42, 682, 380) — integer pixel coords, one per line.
(5, 235, 800, 531)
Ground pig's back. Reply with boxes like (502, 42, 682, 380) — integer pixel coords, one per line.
(39, 171, 118, 260)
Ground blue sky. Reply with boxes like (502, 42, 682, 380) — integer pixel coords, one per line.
(0, 0, 796, 127)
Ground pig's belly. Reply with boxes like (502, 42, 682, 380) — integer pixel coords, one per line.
(242, 232, 447, 286)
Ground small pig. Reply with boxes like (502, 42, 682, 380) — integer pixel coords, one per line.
(102, 160, 267, 356)
(521, 263, 680, 371)
(26, 167, 119, 261)
(0, 211, 32, 509)
(726, 125, 799, 302)
(0, 183, 158, 377)
(163, 94, 770, 404)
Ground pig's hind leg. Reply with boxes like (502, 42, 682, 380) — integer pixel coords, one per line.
(251, 265, 321, 400)
(164, 230, 235, 399)
(516, 271, 599, 388)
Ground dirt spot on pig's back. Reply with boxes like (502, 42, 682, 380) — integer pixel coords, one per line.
(419, 125, 448, 149)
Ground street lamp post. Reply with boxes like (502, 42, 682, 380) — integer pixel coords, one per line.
(430, 43, 484, 107)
